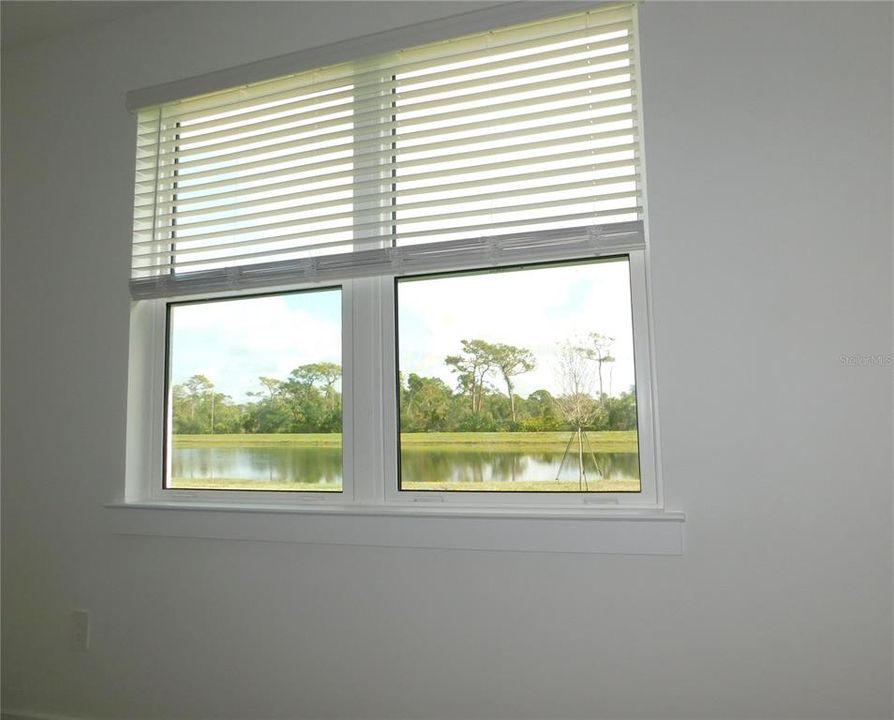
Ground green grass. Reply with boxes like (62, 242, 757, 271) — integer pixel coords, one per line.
(169, 478, 342, 492)
(173, 430, 638, 453)
(402, 479, 640, 493)
(399, 430, 637, 453)
(173, 433, 340, 448)
(167, 478, 638, 493)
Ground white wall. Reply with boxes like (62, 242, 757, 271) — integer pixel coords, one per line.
(2, 2, 892, 719)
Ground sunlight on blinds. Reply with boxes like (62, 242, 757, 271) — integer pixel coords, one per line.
(131, 4, 642, 294)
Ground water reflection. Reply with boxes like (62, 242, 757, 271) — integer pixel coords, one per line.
(172, 446, 342, 487)
(171, 445, 639, 489)
(399, 448, 639, 485)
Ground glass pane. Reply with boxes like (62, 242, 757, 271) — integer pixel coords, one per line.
(165, 288, 342, 492)
(396, 258, 640, 492)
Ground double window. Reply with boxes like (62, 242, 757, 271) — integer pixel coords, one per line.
(126, 3, 660, 509)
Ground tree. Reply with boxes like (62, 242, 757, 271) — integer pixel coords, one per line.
(289, 362, 341, 391)
(445, 339, 496, 415)
(278, 363, 341, 432)
(556, 344, 597, 429)
(293, 362, 342, 432)
(258, 376, 284, 399)
(489, 343, 535, 424)
(605, 387, 637, 431)
(184, 374, 215, 432)
(171, 383, 195, 434)
(209, 394, 241, 433)
(522, 389, 560, 431)
(556, 342, 599, 487)
(245, 376, 289, 433)
(577, 333, 615, 402)
(401, 374, 452, 432)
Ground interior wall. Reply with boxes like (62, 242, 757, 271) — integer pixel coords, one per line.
(2, 3, 891, 719)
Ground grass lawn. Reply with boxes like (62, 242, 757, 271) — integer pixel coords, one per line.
(173, 430, 638, 453)
(168, 478, 638, 493)
(169, 478, 342, 492)
(401, 478, 640, 493)
(173, 433, 341, 448)
(400, 430, 637, 453)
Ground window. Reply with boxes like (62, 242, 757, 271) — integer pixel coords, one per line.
(165, 288, 343, 493)
(125, 3, 661, 510)
(395, 258, 640, 494)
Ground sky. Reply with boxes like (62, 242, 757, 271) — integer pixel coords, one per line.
(169, 288, 342, 402)
(398, 258, 635, 398)
(168, 257, 636, 403)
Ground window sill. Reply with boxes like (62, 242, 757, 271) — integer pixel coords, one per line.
(106, 501, 685, 555)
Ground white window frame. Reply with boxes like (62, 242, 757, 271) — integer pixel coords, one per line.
(380, 250, 660, 509)
(116, 3, 683, 553)
(125, 279, 358, 507)
(125, 249, 662, 511)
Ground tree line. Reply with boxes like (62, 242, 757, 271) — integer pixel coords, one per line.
(171, 335, 637, 434)
(172, 362, 342, 435)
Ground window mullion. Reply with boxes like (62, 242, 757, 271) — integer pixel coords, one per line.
(350, 60, 397, 504)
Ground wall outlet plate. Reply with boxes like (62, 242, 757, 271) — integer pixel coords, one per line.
(71, 609, 90, 651)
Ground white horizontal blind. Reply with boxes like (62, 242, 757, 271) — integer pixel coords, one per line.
(131, 3, 644, 299)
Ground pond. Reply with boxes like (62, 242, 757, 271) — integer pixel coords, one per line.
(170, 443, 640, 491)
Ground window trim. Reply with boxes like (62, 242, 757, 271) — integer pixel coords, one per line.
(106, 498, 685, 555)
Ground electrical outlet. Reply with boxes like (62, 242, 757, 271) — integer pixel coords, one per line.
(71, 609, 90, 651)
